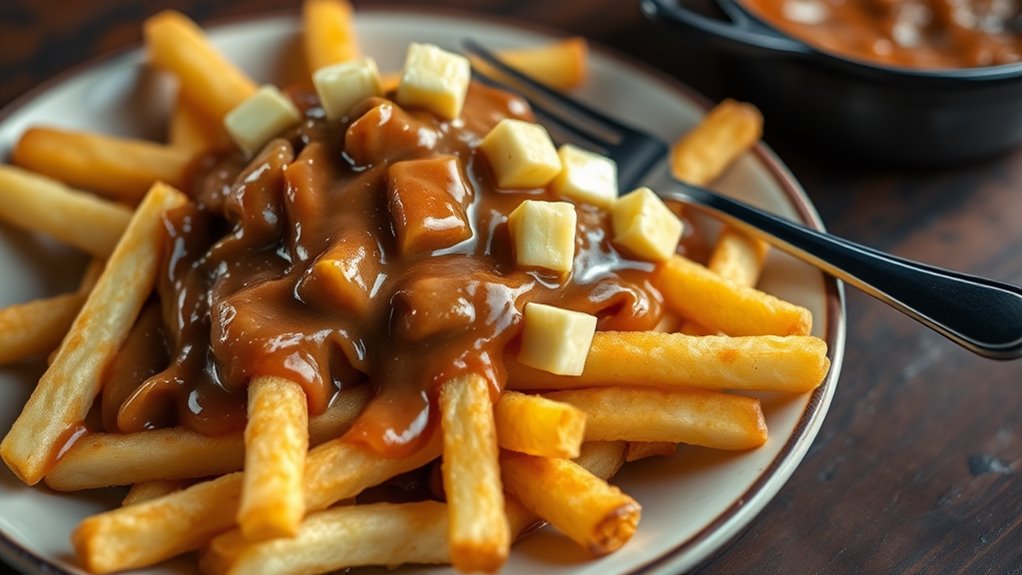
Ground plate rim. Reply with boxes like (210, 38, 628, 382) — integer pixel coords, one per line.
(0, 7, 846, 575)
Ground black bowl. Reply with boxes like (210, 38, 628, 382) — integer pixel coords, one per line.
(641, 0, 1022, 166)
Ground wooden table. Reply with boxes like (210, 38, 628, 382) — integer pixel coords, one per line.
(2, 1, 1020, 573)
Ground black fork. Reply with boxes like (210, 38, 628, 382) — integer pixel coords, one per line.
(464, 39, 1022, 360)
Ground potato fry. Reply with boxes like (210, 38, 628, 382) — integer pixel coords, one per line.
(546, 388, 768, 450)
(123, 480, 186, 506)
(680, 227, 769, 335)
(169, 92, 232, 152)
(625, 442, 676, 462)
(501, 451, 639, 556)
(662, 255, 812, 336)
(670, 99, 762, 186)
(0, 182, 187, 485)
(440, 374, 508, 572)
(0, 165, 131, 256)
(239, 376, 310, 541)
(490, 37, 588, 91)
(201, 501, 450, 575)
(508, 331, 830, 393)
(0, 292, 85, 366)
(303, 0, 360, 73)
(495, 391, 586, 458)
(11, 127, 193, 204)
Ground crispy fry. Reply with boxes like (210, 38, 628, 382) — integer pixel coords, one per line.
(0, 292, 85, 366)
(303, 0, 360, 73)
(239, 376, 310, 541)
(662, 255, 812, 336)
(201, 501, 450, 575)
(0, 165, 131, 256)
(169, 92, 232, 152)
(491, 37, 588, 90)
(625, 442, 676, 462)
(501, 451, 639, 556)
(708, 227, 770, 288)
(546, 388, 768, 450)
(508, 331, 830, 393)
(123, 480, 186, 506)
(144, 11, 257, 121)
(440, 374, 509, 572)
(670, 99, 762, 186)
(0, 182, 187, 485)
(11, 128, 193, 204)
(495, 391, 586, 458)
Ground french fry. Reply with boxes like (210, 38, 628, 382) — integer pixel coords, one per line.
(239, 376, 310, 541)
(303, 0, 360, 73)
(440, 374, 508, 572)
(707, 227, 770, 288)
(0, 292, 85, 366)
(11, 128, 193, 204)
(169, 92, 232, 152)
(625, 442, 676, 462)
(123, 480, 186, 506)
(144, 11, 257, 121)
(507, 331, 830, 393)
(501, 451, 639, 556)
(0, 165, 131, 257)
(545, 388, 768, 450)
(670, 99, 762, 186)
(494, 391, 586, 458)
(200, 501, 450, 575)
(662, 255, 812, 336)
(0, 182, 187, 485)
(487, 37, 588, 91)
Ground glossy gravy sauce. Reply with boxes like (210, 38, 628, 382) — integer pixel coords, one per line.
(742, 0, 1022, 68)
(101, 83, 677, 457)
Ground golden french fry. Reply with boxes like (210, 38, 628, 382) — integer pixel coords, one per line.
(440, 374, 508, 572)
(494, 391, 586, 458)
(11, 128, 193, 204)
(169, 92, 232, 151)
(670, 99, 762, 186)
(625, 442, 676, 462)
(501, 451, 639, 556)
(546, 387, 768, 450)
(490, 37, 588, 91)
(0, 292, 85, 366)
(303, 0, 360, 73)
(201, 501, 450, 575)
(662, 255, 812, 336)
(708, 227, 769, 288)
(123, 480, 186, 506)
(239, 376, 310, 541)
(0, 182, 187, 485)
(144, 11, 257, 121)
(380, 71, 400, 93)
(0, 165, 131, 256)
(508, 331, 830, 393)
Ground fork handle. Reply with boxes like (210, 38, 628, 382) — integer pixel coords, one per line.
(664, 182, 1022, 360)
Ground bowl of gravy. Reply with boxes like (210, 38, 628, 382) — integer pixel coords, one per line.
(642, 0, 1022, 165)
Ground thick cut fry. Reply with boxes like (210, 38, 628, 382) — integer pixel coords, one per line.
(73, 472, 243, 574)
(0, 182, 187, 485)
(0, 292, 84, 366)
(440, 374, 508, 572)
(201, 501, 450, 575)
(303, 0, 360, 73)
(169, 92, 232, 151)
(708, 227, 770, 288)
(492, 37, 588, 91)
(546, 388, 768, 450)
(11, 128, 193, 204)
(508, 331, 830, 393)
(46, 428, 244, 491)
(123, 480, 186, 506)
(494, 391, 586, 458)
(239, 376, 310, 541)
(662, 256, 812, 336)
(145, 11, 257, 121)
(501, 451, 639, 556)
(626, 442, 677, 462)
(0, 165, 131, 256)
(670, 99, 763, 186)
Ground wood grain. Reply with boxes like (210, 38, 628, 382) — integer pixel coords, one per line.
(1, 1, 1020, 573)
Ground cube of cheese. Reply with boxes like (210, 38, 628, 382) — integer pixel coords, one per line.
(611, 187, 683, 262)
(550, 144, 617, 209)
(480, 119, 562, 189)
(395, 43, 471, 120)
(518, 302, 597, 376)
(312, 57, 383, 121)
(224, 85, 302, 156)
(507, 200, 576, 273)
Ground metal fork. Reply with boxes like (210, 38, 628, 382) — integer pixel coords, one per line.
(464, 39, 1022, 360)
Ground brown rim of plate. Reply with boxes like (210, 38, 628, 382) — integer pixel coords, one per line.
(0, 7, 845, 575)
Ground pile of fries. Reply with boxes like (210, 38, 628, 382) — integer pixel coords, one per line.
(0, 1, 830, 574)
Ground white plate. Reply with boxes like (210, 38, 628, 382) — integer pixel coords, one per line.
(0, 9, 845, 575)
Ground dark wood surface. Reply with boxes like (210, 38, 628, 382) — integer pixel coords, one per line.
(1, 1, 1020, 574)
